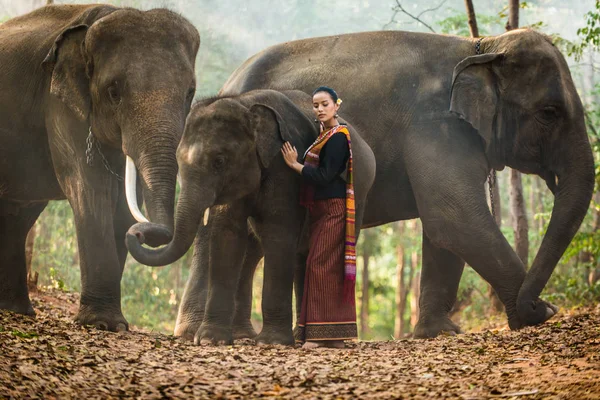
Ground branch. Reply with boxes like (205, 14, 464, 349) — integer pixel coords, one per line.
(464, 0, 479, 38)
(417, 0, 448, 19)
(569, 62, 600, 72)
(383, 10, 400, 30)
(388, 0, 441, 33)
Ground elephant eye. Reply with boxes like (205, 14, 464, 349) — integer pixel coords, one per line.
(107, 84, 121, 105)
(187, 87, 196, 102)
(212, 155, 226, 171)
(538, 106, 559, 122)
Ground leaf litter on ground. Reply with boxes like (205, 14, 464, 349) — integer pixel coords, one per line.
(0, 288, 599, 399)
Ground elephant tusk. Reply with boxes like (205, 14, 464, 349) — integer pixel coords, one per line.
(125, 156, 149, 223)
(203, 208, 210, 226)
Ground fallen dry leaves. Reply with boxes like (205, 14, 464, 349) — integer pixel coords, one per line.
(1, 288, 599, 399)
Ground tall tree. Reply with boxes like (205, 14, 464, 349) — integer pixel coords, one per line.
(25, 225, 38, 291)
(464, 0, 479, 37)
(394, 222, 405, 338)
(463, 0, 503, 312)
(506, 0, 529, 266)
(409, 249, 420, 330)
(359, 229, 377, 336)
(506, 0, 519, 31)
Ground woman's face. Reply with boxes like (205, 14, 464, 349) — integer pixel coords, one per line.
(312, 92, 339, 123)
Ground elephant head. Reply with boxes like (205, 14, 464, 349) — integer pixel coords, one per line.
(125, 93, 295, 265)
(43, 6, 200, 240)
(449, 29, 595, 325)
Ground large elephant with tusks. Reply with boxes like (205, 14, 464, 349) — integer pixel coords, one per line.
(0, 4, 199, 331)
(172, 28, 594, 341)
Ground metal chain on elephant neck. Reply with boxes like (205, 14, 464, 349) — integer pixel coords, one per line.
(488, 170, 497, 221)
(475, 37, 497, 221)
(475, 37, 484, 55)
(85, 127, 123, 181)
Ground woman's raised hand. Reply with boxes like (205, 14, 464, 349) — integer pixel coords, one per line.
(281, 142, 303, 174)
(281, 142, 298, 167)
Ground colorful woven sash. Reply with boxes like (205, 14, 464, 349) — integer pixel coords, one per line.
(300, 125, 356, 303)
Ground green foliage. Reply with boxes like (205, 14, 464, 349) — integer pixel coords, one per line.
(11, 330, 38, 339)
(437, 8, 504, 36)
(570, 0, 600, 60)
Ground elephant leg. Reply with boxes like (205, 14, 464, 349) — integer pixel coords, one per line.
(414, 231, 464, 338)
(174, 224, 210, 340)
(232, 229, 263, 340)
(72, 194, 128, 331)
(293, 251, 307, 324)
(0, 201, 47, 315)
(113, 180, 137, 274)
(405, 124, 533, 331)
(194, 202, 249, 345)
(254, 221, 303, 346)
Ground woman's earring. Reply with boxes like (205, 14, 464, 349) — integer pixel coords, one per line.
(334, 113, 339, 118)
(314, 118, 318, 123)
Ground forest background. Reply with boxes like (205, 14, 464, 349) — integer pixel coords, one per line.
(2, 0, 599, 340)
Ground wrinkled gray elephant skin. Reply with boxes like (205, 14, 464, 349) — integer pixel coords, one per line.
(126, 89, 376, 345)
(0, 4, 199, 331)
(192, 28, 593, 340)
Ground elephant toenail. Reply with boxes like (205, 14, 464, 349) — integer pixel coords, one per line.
(116, 323, 128, 332)
(97, 322, 108, 330)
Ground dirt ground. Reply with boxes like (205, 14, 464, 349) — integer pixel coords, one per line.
(1, 288, 599, 399)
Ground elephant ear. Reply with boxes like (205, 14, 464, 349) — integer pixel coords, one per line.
(449, 53, 504, 155)
(249, 103, 293, 168)
(42, 24, 91, 121)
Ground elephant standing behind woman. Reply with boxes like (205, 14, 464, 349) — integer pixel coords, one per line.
(0, 4, 199, 331)
(192, 28, 592, 340)
(126, 89, 376, 345)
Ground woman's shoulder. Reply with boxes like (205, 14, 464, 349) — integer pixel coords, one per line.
(326, 131, 350, 150)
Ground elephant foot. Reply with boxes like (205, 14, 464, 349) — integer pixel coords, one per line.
(232, 322, 258, 340)
(414, 316, 462, 339)
(515, 297, 558, 329)
(194, 323, 233, 346)
(174, 318, 203, 341)
(0, 298, 35, 316)
(75, 305, 129, 332)
(255, 326, 294, 346)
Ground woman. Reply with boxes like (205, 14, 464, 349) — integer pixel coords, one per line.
(281, 86, 357, 349)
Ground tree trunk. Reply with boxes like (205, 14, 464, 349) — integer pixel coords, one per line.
(533, 176, 545, 231)
(506, 0, 519, 31)
(394, 222, 405, 338)
(360, 238, 370, 337)
(25, 224, 38, 291)
(488, 172, 502, 226)
(409, 252, 420, 330)
(510, 168, 529, 266)
(505, 2, 529, 268)
(486, 172, 503, 310)
(400, 250, 416, 334)
(464, 0, 479, 38)
(589, 191, 600, 286)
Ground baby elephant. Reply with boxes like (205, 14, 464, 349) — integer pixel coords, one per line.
(126, 89, 375, 345)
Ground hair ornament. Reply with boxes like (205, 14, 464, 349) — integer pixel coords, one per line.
(336, 98, 343, 105)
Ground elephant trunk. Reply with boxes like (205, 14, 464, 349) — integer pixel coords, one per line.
(126, 181, 213, 267)
(517, 133, 595, 323)
(123, 122, 182, 247)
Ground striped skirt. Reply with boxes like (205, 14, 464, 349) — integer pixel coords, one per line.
(295, 198, 358, 342)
